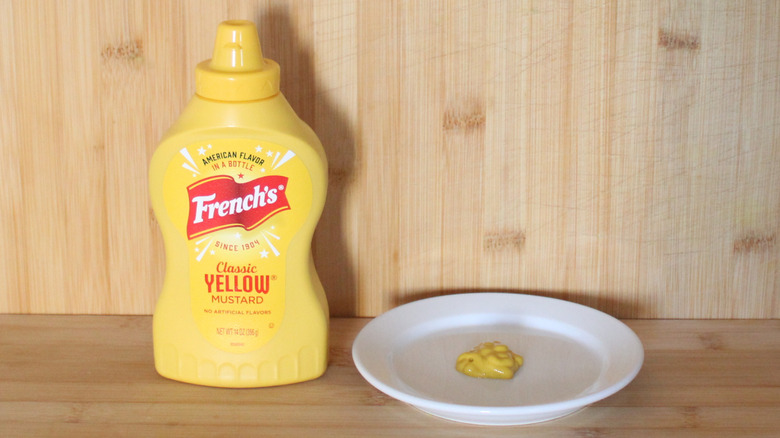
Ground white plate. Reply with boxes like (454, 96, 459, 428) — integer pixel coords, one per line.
(352, 293, 643, 426)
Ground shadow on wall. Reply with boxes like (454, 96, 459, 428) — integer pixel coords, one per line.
(392, 289, 645, 319)
(254, 7, 358, 317)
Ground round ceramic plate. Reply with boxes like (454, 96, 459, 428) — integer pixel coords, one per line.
(352, 293, 644, 426)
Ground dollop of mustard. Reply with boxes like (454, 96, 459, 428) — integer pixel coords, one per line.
(455, 342, 524, 379)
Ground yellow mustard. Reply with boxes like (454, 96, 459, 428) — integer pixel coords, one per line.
(149, 20, 329, 388)
(456, 342, 524, 379)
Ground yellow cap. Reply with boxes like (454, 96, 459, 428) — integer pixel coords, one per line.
(195, 20, 280, 101)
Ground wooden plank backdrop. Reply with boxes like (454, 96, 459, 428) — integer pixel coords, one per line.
(0, 1, 778, 318)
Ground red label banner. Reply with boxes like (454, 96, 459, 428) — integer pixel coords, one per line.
(186, 175, 290, 239)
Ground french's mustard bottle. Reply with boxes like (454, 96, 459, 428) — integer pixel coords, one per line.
(149, 20, 328, 387)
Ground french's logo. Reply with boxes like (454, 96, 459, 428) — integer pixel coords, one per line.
(186, 175, 290, 239)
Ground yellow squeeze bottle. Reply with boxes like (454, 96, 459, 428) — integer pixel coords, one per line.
(149, 20, 328, 387)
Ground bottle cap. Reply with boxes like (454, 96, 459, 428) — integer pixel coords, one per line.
(195, 20, 280, 101)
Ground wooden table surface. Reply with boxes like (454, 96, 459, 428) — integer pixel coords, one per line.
(1, 316, 778, 437)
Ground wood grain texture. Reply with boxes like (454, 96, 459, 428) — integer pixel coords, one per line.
(0, 1, 779, 317)
(1, 316, 779, 437)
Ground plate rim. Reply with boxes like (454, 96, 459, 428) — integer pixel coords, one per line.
(351, 292, 644, 423)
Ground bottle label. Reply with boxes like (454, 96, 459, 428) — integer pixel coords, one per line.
(163, 139, 312, 353)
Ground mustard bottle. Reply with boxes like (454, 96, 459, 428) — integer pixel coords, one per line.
(149, 20, 328, 387)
